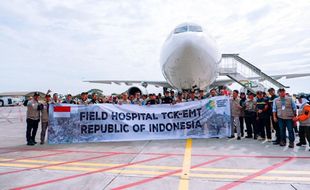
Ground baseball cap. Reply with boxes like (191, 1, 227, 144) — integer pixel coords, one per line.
(33, 92, 40, 96)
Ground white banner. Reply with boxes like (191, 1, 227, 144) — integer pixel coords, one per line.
(48, 96, 231, 144)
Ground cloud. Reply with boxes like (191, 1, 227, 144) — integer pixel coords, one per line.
(0, 0, 310, 95)
(246, 4, 271, 22)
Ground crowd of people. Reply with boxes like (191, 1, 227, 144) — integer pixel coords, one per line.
(24, 88, 310, 151)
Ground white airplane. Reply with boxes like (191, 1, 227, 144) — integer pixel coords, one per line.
(160, 23, 221, 90)
(85, 23, 310, 95)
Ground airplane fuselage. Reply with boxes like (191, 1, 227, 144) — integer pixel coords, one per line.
(160, 23, 221, 90)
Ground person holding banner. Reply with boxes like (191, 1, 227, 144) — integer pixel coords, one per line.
(133, 92, 143, 105)
(175, 92, 184, 103)
(79, 92, 89, 105)
(142, 94, 148, 105)
(156, 93, 162, 104)
(230, 90, 242, 140)
(89, 93, 99, 104)
(170, 90, 175, 101)
(189, 90, 197, 101)
(62, 94, 76, 104)
(198, 90, 206, 100)
(51, 93, 60, 104)
(40, 94, 50, 145)
(209, 88, 217, 98)
(146, 94, 158, 105)
(162, 91, 173, 104)
(118, 92, 131, 105)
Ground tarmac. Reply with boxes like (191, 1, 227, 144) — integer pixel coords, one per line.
(0, 106, 310, 190)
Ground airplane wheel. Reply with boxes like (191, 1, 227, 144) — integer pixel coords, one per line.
(0, 100, 3, 107)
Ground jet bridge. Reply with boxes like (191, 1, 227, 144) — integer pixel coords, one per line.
(219, 54, 289, 93)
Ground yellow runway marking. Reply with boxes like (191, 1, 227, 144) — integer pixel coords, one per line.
(0, 158, 180, 170)
(1, 162, 310, 183)
(178, 138, 192, 190)
(1, 157, 310, 175)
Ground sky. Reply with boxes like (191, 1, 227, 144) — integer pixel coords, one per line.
(0, 0, 310, 95)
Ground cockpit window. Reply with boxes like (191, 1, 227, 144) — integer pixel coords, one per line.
(188, 25, 203, 32)
(174, 24, 203, 34)
(174, 26, 188, 34)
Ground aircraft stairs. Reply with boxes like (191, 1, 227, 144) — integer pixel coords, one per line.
(218, 54, 289, 93)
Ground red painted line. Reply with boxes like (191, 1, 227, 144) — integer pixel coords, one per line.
(13, 148, 310, 159)
(0, 151, 71, 163)
(1, 148, 310, 159)
(216, 157, 295, 190)
(0, 148, 69, 155)
(10, 154, 170, 190)
(111, 156, 229, 190)
(0, 152, 120, 176)
(0, 147, 69, 153)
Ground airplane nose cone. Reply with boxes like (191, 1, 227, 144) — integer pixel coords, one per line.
(178, 37, 202, 53)
(178, 41, 197, 55)
(160, 31, 220, 90)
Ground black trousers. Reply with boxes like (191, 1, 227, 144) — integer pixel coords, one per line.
(257, 116, 272, 139)
(239, 117, 244, 136)
(299, 125, 310, 144)
(26, 118, 39, 143)
(245, 113, 256, 137)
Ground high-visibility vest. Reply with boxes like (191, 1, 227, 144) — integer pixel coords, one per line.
(297, 104, 310, 126)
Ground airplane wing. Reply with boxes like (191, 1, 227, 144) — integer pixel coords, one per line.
(214, 73, 310, 86)
(84, 80, 173, 88)
(85, 73, 310, 89)
(258, 73, 310, 81)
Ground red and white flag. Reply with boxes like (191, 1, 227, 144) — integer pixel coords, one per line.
(53, 106, 71, 118)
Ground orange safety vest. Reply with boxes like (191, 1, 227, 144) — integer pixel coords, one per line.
(297, 105, 310, 121)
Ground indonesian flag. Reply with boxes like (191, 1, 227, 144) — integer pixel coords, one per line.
(54, 106, 71, 118)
